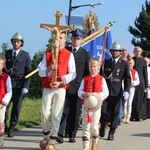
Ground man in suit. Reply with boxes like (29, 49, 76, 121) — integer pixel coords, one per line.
(99, 41, 131, 140)
(4, 32, 31, 137)
(57, 29, 90, 143)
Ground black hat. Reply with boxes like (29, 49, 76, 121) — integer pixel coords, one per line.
(70, 29, 84, 38)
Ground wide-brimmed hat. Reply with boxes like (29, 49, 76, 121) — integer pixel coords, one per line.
(84, 92, 102, 112)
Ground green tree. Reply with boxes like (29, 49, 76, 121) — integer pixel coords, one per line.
(128, 0, 150, 57)
(27, 50, 45, 98)
(0, 42, 10, 55)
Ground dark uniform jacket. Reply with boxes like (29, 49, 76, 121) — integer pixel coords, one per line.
(4, 49, 31, 89)
(100, 57, 131, 97)
(66, 47, 90, 93)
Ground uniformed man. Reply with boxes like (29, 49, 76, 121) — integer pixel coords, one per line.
(3, 32, 31, 137)
(57, 29, 90, 143)
(99, 41, 131, 140)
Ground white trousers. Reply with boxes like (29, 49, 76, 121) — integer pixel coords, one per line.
(82, 105, 101, 147)
(41, 88, 66, 144)
(0, 105, 6, 145)
(124, 87, 135, 115)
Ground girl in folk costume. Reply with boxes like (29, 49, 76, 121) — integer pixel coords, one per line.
(122, 59, 140, 123)
(78, 58, 109, 150)
(0, 55, 12, 148)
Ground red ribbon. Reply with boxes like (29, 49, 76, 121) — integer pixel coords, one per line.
(87, 109, 92, 123)
(0, 123, 2, 131)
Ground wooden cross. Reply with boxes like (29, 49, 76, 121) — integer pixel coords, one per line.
(40, 11, 73, 85)
(40, 11, 72, 33)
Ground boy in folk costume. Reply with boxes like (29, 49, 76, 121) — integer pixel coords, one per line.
(78, 58, 109, 150)
(122, 59, 140, 123)
(38, 31, 76, 150)
(0, 55, 12, 148)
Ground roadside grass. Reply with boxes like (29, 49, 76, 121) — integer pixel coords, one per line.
(8, 98, 42, 130)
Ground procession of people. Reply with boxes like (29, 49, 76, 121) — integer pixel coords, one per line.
(0, 11, 150, 150)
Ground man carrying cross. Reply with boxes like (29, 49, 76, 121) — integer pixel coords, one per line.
(38, 11, 76, 150)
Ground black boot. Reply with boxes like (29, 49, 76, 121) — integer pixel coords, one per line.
(107, 128, 115, 140)
(99, 124, 105, 137)
(8, 126, 14, 138)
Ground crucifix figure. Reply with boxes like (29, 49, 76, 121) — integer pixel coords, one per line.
(40, 11, 73, 84)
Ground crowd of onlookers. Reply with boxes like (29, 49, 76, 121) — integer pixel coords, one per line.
(120, 48, 150, 122)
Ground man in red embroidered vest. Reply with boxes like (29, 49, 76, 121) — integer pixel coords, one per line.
(38, 31, 76, 150)
(78, 58, 109, 150)
(0, 55, 12, 148)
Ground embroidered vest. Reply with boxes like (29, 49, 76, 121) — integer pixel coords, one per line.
(84, 74, 103, 93)
(130, 69, 136, 81)
(81, 74, 103, 104)
(0, 72, 8, 102)
(42, 48, 71, 89)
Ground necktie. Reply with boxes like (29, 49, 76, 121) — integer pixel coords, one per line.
(112, 59, 116, 69)
(73, 48, 77, 55)
(13, 52, 16, 62)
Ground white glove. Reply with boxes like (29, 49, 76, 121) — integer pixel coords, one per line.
(123, 91, 129, 100)
(22, 88, 28, 94)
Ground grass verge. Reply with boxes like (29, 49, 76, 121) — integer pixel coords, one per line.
(8, 98, 42, 130)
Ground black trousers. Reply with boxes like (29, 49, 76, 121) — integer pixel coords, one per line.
(58, 95, 70, 138)
(5, 88, 24, 127)
(100, 96, 121, 129)
(58, 93, 81, 138)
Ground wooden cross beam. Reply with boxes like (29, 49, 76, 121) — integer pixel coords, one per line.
(40, 11, 73, 85)
(40, 11, 73, 32)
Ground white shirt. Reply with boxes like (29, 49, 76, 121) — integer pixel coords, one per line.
(72, 46, 80, 53)
(38, 51, 76, 85)
(112, 56, 120, 63)
(78, 75, 109, 100)
(12, 49, 21, 56)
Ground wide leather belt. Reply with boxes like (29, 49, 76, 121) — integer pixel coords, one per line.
(109, 77, 121, 82)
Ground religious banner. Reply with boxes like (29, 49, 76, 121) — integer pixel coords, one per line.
(81, 29, 112, 63)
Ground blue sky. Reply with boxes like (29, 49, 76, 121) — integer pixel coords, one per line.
(0, 0, 146, 58)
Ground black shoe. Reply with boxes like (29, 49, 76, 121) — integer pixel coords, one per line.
(118, 122, 121, 126)
(69, 137, 76, 143)
(108, 134, 114, 140)
(107, 128, 115, 141)
(8, 126, 14, 138)
(56, 137, 64, 144)
(99, 125, 105, 137)
(64, 133, 69, 138)
(130, 118, 134, 121)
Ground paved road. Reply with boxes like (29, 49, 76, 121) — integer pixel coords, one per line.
(3, 119, 150, 150)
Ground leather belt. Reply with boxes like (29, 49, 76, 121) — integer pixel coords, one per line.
(11, 77, 22, 82)
(109, 77, 121, 82)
